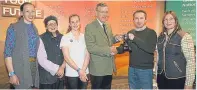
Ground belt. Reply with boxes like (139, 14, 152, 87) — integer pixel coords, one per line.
(29, 57, 36, 62)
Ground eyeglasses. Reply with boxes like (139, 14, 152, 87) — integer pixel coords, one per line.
(164, 18, 175, 22)
(47, 23, 57, 27)
(97, 10, 108, 14)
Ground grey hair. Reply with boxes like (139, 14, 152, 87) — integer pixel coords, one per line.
(96, 3, 108, 11)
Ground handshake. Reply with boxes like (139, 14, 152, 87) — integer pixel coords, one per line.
(110, 34, 129, 55)
(110, 46, 118, 55)
(115, 33, 135, 42)
(114, 34, 129, 43)
(109, 34, 125, 56)
(111, 33, 134, 54)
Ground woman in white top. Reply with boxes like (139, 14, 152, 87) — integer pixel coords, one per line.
(60, 14, 90, 89)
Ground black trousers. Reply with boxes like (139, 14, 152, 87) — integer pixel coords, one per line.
(39, 78, 64, 89)
(90, 74, 112, 89)
(157, 72, 186, 89)
(65, 76, 88, 89)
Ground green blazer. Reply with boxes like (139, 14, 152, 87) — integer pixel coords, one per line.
(85, 19, 117, 76)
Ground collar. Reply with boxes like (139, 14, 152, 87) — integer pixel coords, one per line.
(69, 31, 82, 37)
(97, 18, 104, 28)
(135, 26, 147, 31)
(19, 18, 33, 25)
(46, 30, 61, 39)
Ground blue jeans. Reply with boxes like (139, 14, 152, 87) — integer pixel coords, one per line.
(128, 67, 153, 89)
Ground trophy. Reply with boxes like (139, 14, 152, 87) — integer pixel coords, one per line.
(121, 34, 130, 51)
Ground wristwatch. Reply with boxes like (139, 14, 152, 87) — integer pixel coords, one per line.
(77, 68, 81, 73)
(9, 71, 15, 77)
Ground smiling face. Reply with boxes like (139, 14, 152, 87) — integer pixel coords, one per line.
(21, 4, 35, 23)
(46, 20, 58, 33)
(96, 6, 109, 23)
(69, 16, 80, 31)
(163, 14, 176, 30)
(133, 12, 147, 28)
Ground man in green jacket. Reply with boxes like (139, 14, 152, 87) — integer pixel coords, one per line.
(85, 2, 122, 89)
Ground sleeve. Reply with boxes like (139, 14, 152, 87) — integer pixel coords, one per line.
(4, 25, 16, 58)
(37, 38, 59, 76)
(132, 30, 157, 54)
(181, 33, 196, 86)
(116, 43, 125, 54)
(84, 25, 111, 57)
(60, 36, 69, 48)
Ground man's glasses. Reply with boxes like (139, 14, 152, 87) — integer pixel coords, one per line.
(97, 10, 108, 14)
(47, 23, 57, 27)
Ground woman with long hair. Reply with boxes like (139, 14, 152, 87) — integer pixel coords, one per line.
(157, 11, 195, 89)
(60, 14, 90, 89)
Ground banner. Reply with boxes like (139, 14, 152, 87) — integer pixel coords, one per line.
(0, 1, 164, 76)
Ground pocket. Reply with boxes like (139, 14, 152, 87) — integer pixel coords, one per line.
(157, 38, 165, 44)
(157, 38, 165, 51)
(173, 60, 182, 72)
(168, 42, 181, 46)
(167, 42, 182, 55)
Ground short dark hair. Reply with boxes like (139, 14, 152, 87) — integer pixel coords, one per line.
(44, 15, 58, 27)
(96, 3, 108, 11)
(20, 2, 34, 12)
(133, 10, 147, 20)
(18, 2, 34, 20)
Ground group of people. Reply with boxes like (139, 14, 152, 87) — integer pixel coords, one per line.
(4, 2, 195, 89)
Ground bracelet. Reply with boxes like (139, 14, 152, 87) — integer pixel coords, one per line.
(9, 71, 15, 77)
(77, 68, 81, 73)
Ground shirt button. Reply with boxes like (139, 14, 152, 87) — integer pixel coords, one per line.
(58, 55, 60, 56)
(57, 45, 59, 47)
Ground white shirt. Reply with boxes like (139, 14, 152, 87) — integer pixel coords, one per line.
(60, 32, 89, 77)
(135, 25, 147, 31)
(97, 18, 104, 28)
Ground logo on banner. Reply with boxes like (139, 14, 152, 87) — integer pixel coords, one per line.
(1, 0, 44, 19)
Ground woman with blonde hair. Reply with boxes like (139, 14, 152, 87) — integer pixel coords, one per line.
(60, 14, 90, 89)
